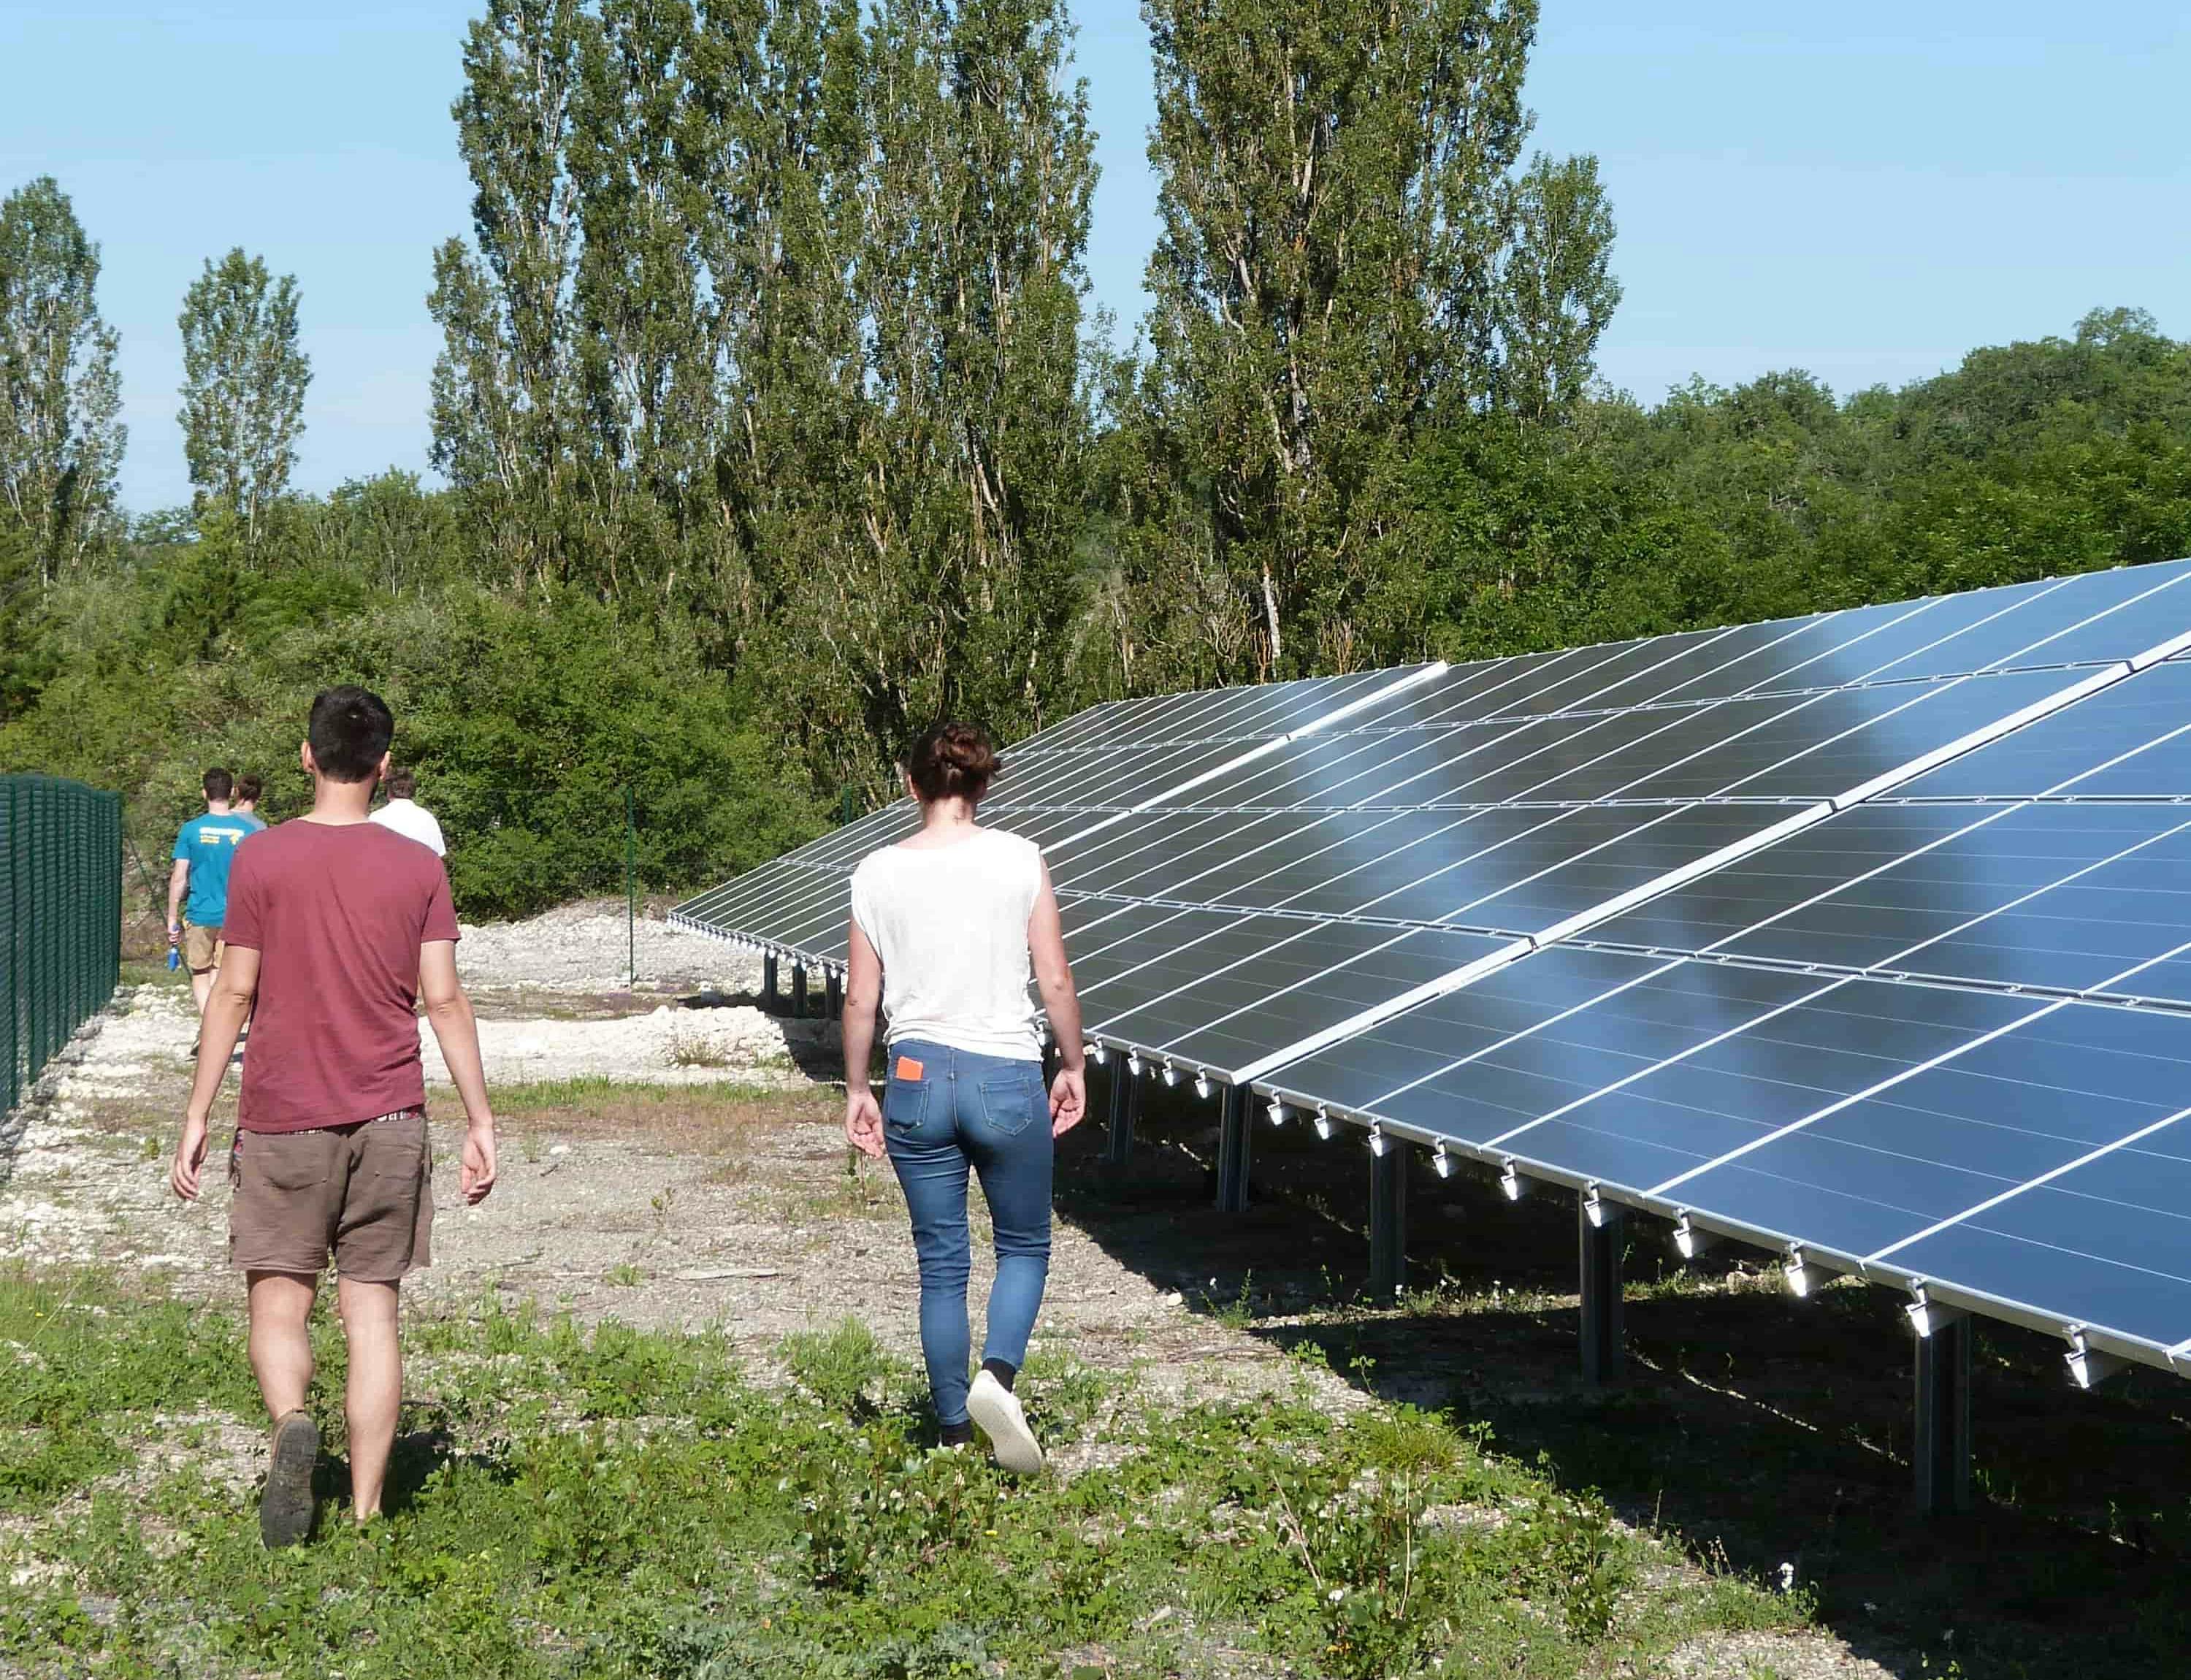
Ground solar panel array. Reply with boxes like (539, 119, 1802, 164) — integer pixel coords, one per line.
(674, 558, 2191, 1378)
(670, 667, 1431, 969)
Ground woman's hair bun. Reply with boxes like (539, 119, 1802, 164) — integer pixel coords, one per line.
(904, 721, 1001, 803)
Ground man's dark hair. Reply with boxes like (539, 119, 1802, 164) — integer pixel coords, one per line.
(385, 767, 416, 801)
(234, 772, 263, 805)
(202, 767, 234, 802)
(307, 687, 395, 784)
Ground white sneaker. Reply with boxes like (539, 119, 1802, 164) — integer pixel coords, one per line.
(966, 1370, 1042, 1474)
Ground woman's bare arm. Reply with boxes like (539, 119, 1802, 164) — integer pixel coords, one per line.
(842, 919, 885, 1157)
(1029, 860, 1087, 1134)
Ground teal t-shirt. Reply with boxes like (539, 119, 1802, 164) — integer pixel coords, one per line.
(173, 812, 260, 926)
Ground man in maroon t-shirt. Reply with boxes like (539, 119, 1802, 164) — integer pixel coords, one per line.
(171, 685, 498, 1548)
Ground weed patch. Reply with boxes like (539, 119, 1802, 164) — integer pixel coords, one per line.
(0, 1269, 1810, 1679)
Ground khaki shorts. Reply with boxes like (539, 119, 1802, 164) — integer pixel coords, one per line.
(183, 923, 224, 974)
(228, 1110, 434, 1283)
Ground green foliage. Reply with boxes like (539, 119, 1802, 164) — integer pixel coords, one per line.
(0, 1272, 259, 1512)
(176, 248, 310, 544)
(1400, 315, 2191, 667)
(0, 1273, 1808, 1679)
(428, 0, 1105, 800)
(0, 486, 821, 917)
(0, 175, 124, 581)
(10, 36, 2191, 906)
(779, 1318, 893, 1416)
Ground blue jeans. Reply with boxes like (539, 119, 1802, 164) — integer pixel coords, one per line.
(882, 1039, 1053, 1428)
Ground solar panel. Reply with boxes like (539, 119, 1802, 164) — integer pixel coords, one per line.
(671, 552, 2191, 1448)
(1034, 604, 2177, 1083)
(670, 557, 2191, 1391)
(669, 664, 1445, 966)
(1241, 560, 2191, 1378)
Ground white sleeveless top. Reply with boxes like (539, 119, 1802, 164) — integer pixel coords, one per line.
(849, 828, 1044, 1061)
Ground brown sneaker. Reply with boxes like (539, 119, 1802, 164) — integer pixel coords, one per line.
(261, 1410, 318, 1549)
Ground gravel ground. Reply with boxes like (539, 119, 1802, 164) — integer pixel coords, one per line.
(420, 1001, 830, 1088)
(1, 985, 1329, 1417)
(455, 899, 765, 995)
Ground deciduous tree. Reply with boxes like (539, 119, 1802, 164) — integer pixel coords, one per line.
(177, 248, 311, 543)
(0, 176, 123, 583)
(1130, 0, 1618, 679)
(429, 0, 593, 594)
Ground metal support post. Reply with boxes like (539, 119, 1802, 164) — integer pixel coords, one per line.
(762, 953, 779, 1011)
(1216, 1085, 1253, 1212)
(1579, 1196, 1626, 1384)
(1913, 1314, 1973, 1515)
(789, 964, 807, 1017)
(1369, 1143, 1407, 1297)
(1106, 1058, 1137, 1166)
(825, 970, 843, 1021)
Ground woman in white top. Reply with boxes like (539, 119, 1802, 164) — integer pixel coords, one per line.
(844, 722, 1086, 1471)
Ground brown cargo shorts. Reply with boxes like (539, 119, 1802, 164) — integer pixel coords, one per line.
(228, 1110, 434, 1283)
(182, 922, 224, 974)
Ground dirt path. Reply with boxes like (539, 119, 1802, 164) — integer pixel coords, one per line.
(0, 905, 1920, 1680)
(1, 977, 1326, 1412)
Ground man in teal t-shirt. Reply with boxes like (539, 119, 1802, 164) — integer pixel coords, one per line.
(169, 768, 257, 1020)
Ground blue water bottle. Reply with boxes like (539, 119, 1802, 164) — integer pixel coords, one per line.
(167, 928, 182, 971)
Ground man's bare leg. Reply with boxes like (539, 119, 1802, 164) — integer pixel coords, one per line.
(191, 966, 213, 1015)
(246, 1271, 317, 1417)
(337, 1277, 402, 1521)
(247, 1269, 321, 1546)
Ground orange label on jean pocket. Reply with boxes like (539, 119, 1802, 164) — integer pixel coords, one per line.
(894, 1055, 925, 1082)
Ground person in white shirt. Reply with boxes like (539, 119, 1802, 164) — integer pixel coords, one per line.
(843, 722, 1087, 1474)
(369, 768, 446, 857)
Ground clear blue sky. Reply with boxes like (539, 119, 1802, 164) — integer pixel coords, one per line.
(4, 2, 2184, 514)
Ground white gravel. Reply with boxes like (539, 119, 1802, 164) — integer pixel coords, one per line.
(423, 1001, 827, 1089)
(456, 899, 765, 995)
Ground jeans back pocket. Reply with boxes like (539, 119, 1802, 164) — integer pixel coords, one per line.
(883, 1074, 931, 1134)
(976, 1068, 1043, 1137)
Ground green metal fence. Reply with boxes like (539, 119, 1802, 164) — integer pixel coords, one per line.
(2, 775, 123, 1116)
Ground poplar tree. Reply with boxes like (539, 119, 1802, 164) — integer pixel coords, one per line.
(427, 0, 1099, 793)
(0, 176, 124, 583)
(1499, 153, 1622, 425)
(1131, 0, 1617, 679)
(797, 0, 1098, 776)
(429, 0, 592, 594)
(177, 248, 312, 543)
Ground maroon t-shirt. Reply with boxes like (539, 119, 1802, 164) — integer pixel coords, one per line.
(220, 820, 460, 1134)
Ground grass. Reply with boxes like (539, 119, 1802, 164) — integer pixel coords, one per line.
(0, 1267, 1813, 1679)
(665, 1039, 735, 1069)
(483, 1076, 802, 1117)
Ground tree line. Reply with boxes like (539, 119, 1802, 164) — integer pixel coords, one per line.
(4, 0, 2188, 918)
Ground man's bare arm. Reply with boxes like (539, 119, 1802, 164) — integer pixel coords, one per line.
(419, 940, 497, 1203)
(166, 859, 188, 936)
(172, 946, 257, 1199)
